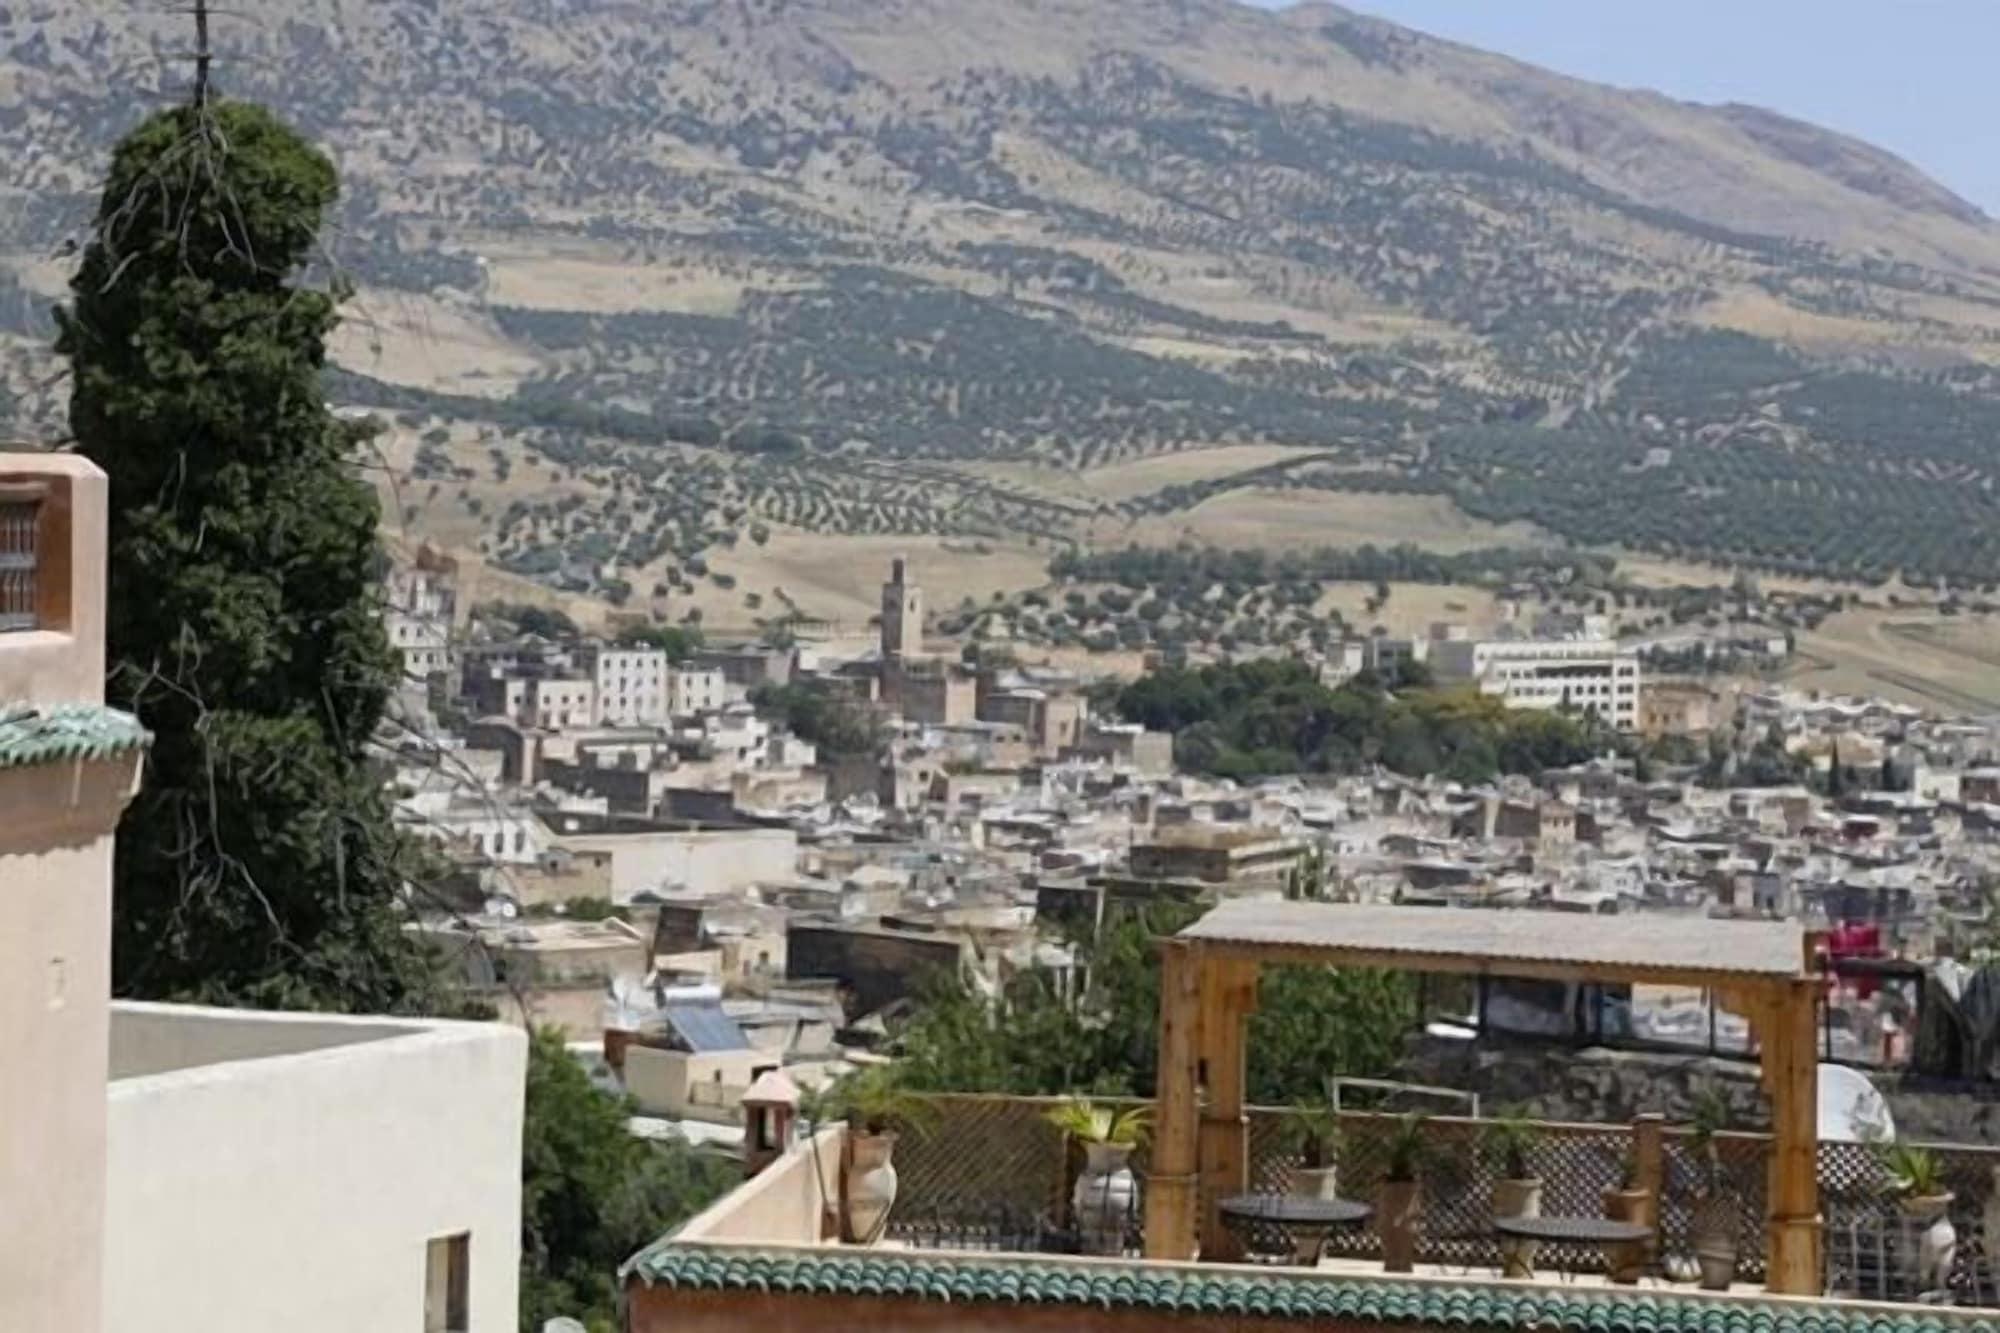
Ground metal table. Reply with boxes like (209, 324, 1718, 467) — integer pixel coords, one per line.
(1493, 1215, 1654, 1283)
(1219, 1193, 1373, 1266)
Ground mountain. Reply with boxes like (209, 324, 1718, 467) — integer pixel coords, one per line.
(7, 0, 2000, 588)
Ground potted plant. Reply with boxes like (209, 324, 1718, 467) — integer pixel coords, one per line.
(1048, 1099, 1149, 1256)
(1686, 1091, 1738, 1291)
(1290, 1098, 1343, 1200)
(1373, 1113, 1431, 1273)
(1601, 1146, 1653, 1284)
(1483, 1110, 1543, 1279)
(1881, 1142, 1956, 1294)
(805, 1065, 935, 1245)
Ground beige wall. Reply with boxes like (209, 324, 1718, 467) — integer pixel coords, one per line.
(672, 1125, 841, 1246)
(1, 450, 127, 1333)
(0, 834, 114, 1333)
(559, 825, 798, 901)
(105, 1004, 526, 1333)
(624, 1044, 770, 1122)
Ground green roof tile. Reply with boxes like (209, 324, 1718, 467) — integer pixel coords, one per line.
(624, 1244, 2000, 1332)
(0, 703, 149, 771)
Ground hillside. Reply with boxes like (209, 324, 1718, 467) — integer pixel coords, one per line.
(8, 0, 2000, 596)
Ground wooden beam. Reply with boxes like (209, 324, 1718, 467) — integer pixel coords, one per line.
(1761, 979, 1822, 1295)
(1631, 1113, 1664, 1268)
(1198, 940, 1807, 993)
(1197, 958, 1259, 1260)
(1144, 938, 1203, 1261)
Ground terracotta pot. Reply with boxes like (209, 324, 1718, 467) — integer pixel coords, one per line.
(1492, 1177, 1543, 1279)
(1377, 1179, 1422, 1273)
(1691, 1192, 1738, 1291)
(1073, 1142, 1137, 1256)
(844, 1130, 899, 1245)
(1601, 1187, 1653, 1285)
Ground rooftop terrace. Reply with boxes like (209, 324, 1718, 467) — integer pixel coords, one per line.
(626, 1096, 2000, 1333)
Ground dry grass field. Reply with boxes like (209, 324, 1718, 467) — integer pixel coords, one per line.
(687, 530, 1051, 633)
(331, 288, 546, 397)
(1784, 611, 2000, 713)
(1117, 488, 1550, 552)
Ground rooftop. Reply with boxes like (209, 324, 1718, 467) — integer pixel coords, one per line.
(624, 1097, 2000, 1329)
(628, 1246, 1975, 1333)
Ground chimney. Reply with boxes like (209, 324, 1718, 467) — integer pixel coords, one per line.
(740, 1067, 801, 1179)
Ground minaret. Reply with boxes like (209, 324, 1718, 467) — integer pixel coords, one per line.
(880, 556, 922, 662)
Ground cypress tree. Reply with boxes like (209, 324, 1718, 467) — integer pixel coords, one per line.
(57, 101, 437, 1011)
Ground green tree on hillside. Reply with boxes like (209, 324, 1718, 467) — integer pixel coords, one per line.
(58, 101, 439, 1010)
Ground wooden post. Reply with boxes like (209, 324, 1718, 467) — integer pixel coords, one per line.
(1198, 958, 1259, 1260)
(1762, 979, 1822, 1295)
(1631, 1112, 1665, 1266)
(1144, 938, 1203, 1260)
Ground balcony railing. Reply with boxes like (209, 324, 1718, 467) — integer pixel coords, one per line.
(0, 485, 41, 632)
(888, 1093, 2000, 1300)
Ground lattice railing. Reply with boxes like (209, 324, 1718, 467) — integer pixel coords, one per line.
(891, 1094, 2000, 1290)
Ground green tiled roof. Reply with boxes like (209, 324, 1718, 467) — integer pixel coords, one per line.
(0, 703, 150, 771)
(625, 1245, 1986, 1333)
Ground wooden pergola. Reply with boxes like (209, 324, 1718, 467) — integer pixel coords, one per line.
(1144, 900, 1824, 1294)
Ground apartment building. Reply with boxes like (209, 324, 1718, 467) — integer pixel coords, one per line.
(383, 547, 457, 680)
(1430, 634, 1642, 730)
(667, 665, 726, 718)
(579, 644, 670, 725)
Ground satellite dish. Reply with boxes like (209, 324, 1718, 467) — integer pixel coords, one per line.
(1817, 1063, 1895, 1144)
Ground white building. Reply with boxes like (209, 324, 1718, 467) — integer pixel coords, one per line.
(667, 665, 726, 719)
(1430, 635, 1642, 730)
(703, 706, 772, 764)
(385, 553, 457, 681)
(106, 1004, 524, 1333)
(526, 676, 596, 730)
(580, 645, 670, 726)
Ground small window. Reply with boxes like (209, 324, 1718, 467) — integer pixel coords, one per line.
(0, 487, 41, 633)
(424, 1232, 470, 1333)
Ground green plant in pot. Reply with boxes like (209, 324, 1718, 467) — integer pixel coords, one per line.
(1686, 1091, 1738, 1290)
(1048, 1099, 1149, 1256)
(1290, 1098, 1344, 1200)
(805, 1065, 936, 1245)
(1482, 1110, 1543, 1279)
(1373, 1114, 1431, 1274)
(1880, 1142, 1956, 1294)
(1601, 1144, 1654, 1284)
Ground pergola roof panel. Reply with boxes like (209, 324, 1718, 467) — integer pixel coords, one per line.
(1177, 900, 1806, 985)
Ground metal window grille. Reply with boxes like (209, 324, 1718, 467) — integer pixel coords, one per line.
(0, 495, 38, 632)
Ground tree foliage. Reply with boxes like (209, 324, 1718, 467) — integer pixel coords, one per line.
(59, 101, 441, 1011)
(520, 1029, 735, 1332)
(749, 682, 883, 757)
(617, 622, 704, 662)
(1114, 660, 1602, 782)
(896, 904, 1415, 1104)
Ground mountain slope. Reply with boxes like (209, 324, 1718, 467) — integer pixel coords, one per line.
(5, 0, 2000, 587)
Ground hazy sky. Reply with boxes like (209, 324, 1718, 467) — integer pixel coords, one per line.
(1251, 1, 1998, 217)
